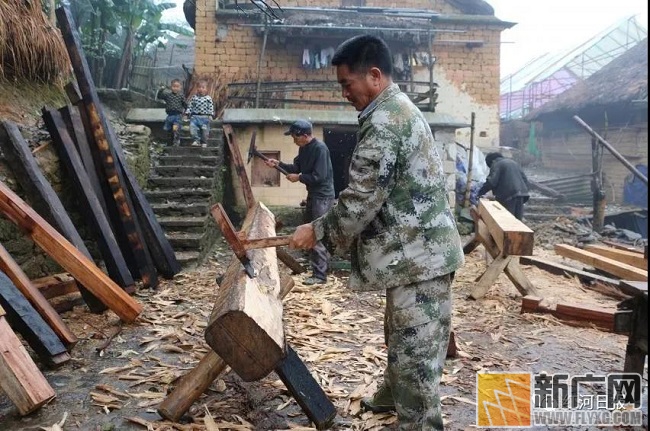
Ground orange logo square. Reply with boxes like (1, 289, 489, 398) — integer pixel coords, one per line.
(477, 372, 531, 427)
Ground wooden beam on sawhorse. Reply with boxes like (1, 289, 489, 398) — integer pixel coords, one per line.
(468, 200, 539, 299)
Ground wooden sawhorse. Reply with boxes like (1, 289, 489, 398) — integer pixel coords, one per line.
(463, 200, 539, 299)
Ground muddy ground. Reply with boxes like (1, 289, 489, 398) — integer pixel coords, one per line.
(0, 233, 647, 431)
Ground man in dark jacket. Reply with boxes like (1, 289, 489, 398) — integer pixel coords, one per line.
(478, 152, 530, 220)
(264, 119, 335, 285)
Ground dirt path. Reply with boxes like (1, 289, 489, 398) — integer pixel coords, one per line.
(0, 239, 644, 430)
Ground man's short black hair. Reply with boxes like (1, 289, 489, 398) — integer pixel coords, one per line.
(331, 34, 393, 77)
(485, 152, 504, 168)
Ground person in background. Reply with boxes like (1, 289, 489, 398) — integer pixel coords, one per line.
(156, 78, 186, 147)
(288, 34, 464, 430)
(477, 152, 530, 220)
(264, 119, 335, 285)
(185, 80, 214, 147)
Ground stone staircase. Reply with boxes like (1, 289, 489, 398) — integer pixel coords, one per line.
(145, 123, 223, 268)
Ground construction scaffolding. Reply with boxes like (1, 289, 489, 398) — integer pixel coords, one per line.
(500, 15, 647, 120)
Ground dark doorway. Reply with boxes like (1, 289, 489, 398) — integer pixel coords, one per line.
(324, 127, 357, 198)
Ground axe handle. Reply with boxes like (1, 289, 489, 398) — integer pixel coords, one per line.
(243, 235, 292, 250)
(254, 150, 290, 176)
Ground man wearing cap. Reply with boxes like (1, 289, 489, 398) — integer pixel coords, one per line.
(264, 119, 335, 285)
(477, 152, 530, 220)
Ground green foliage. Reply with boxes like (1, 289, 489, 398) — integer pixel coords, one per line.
(57, 0, 193, 86)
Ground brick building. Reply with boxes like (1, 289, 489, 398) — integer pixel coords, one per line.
(190, 0, 512, 207)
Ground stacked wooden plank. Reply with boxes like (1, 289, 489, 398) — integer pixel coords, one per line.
(0, 5, 183, 416)
(518, 241, 647, 329)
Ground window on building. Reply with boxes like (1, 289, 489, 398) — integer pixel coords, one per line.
(251, 151, 281, 187)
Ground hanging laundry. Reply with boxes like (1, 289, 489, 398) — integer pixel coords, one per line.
(302, 48, 311, 67)
(393, 53, 405, 72)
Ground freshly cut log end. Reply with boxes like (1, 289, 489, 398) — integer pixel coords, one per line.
(205, 308, 284, 382)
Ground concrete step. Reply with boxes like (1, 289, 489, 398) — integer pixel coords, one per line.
(162, 146, 220, 156)
(154, 165, 216, 178)
(150, 202, 209, 217)
(166, 232, 204, 251)
(144, 188, 212, 203)
(175, 250, 201, 268)
(157, 155, 220, 166)
(158, 216, 206, 233)
(148, 176, 213, 189)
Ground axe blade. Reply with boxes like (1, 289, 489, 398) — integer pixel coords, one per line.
(247, 130, 257, 164)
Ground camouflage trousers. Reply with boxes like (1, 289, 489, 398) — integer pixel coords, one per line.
(382, 273, 453, 430)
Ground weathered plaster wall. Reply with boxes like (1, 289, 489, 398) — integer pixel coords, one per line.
(228, 122, 460, 208)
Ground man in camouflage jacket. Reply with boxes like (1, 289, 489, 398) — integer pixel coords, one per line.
(290, 35, 464, 430)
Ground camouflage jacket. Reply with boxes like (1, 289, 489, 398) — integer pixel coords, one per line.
(312, 83, 464, 291)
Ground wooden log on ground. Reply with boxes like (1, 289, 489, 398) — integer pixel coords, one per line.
(0, 304, 56, 416)
(602, 240, 645, 255)
(555, 244, 647, 282)
(520, 295, 616, 331)
(204, 202, 284, 381)
(528, 180, 564, 200)
(56, 7, 158, 288)
(31, 274, 79, 300)
(43, 107, 136, 292)
(158, 274, 295, 422)
(275, 345, 337, 430)
(519, 255, 621, 286)
(584, 244, 647, 270)
(477, 199, 534, 256)
(0, 271, 70, 368)
(0, 120, 106, 313)
(0, 181, 142, 322)
(554, 303, 616, 332)
(0, 244, 77, 347)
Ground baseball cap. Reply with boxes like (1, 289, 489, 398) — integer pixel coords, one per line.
(283, 119, 313, 136)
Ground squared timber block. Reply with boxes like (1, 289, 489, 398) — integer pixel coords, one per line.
(0, 307, 56, 415)
(478, 199, 534, 256)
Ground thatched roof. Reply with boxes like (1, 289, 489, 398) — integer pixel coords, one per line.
(0, 0, 69, 83)
(527, 38, 648, 121)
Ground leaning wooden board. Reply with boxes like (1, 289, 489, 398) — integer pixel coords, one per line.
(0, 181, 142, 322)
(42, 106, 135, 292)
(0, 271, 70, 368)
(0, 304, 56, 416)
(56, 7, 158, 288)
(0, 120, 106, 313)
(0, 243, 77, 347)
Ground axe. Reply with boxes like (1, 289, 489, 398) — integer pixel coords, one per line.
(211, 203, 291, 278)
(247, 130, 290, 175)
